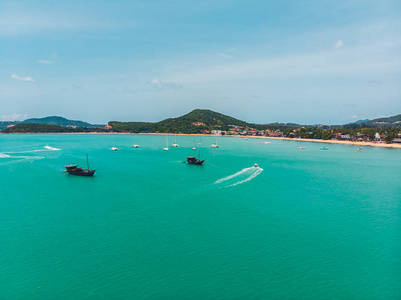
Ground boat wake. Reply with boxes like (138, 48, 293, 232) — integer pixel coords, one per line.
(0, 153, 44, 165)
(44, 146, 61, 151)
(4, 146, 62, 154)
(215, 166, 263, 188)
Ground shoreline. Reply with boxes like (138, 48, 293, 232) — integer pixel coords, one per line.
(1, 132, 401, 149)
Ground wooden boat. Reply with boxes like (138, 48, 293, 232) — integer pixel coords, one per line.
(187, 150, 205, 165)
(65, 154, 95, 176)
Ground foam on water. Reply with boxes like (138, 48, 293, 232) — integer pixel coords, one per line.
(44, 146, 61, 151)
(215, 166, 264, 187)
(0, 152, 44, 165)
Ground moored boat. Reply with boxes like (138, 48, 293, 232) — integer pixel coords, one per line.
(65, 154, 96, 176)
(187, 150, 205, 165)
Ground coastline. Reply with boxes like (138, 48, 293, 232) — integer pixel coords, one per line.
(2, 131, 401, 149)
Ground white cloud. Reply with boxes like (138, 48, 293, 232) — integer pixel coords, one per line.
(351, 115, 358, 119)
(11, 74, 35, 82)
(148, 78, 183, 90)
(1, 113, 28, 121)
(219, 53, 234, 59)
(38, 59, 53, 64)
(334, 40, 343, 49)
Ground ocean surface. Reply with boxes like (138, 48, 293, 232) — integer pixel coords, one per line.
(1, 134, 400, 299)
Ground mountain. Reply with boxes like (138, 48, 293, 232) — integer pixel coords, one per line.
(346, 114, 401, 127)
(0, 121, 20, 130)
(22, 116, 104, 128)
(369, 114, 401, 124)
(1, 123, 106, 133)
(109, 109, 253, 133)
(352, 119, 370, 124)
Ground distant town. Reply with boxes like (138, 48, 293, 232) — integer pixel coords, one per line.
(1, 109, 401, 144)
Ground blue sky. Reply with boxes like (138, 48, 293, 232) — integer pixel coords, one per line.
(1, 0, 400, 124)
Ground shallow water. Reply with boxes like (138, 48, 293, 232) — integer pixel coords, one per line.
(1, 134, 400, 299)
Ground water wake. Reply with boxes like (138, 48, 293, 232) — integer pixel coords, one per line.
(215, 166, 263, 188)
(44, 146, 61, 151)
(4, 146, 62, 154)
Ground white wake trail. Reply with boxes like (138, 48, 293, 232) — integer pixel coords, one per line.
(228, 167, 263, 187)
(215, 167, 252, 184)
(214, 166, 264, 188)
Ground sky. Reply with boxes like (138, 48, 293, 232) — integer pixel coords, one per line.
(1, 0, 400, 124)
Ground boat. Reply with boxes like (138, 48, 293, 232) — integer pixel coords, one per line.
(163, 134, 169, 151)
(211, 136, 219, 148)
(65, 154, 96, 176)
(187, 150, 205, 165)
(111, 139, 118, 151)
(254, 163, 258, 167)
(320, 146, 329, 150)
(198, 136, 202, 146)
(171, 134, 179, 147)
(192, 138, 196, 150)
(357, 147, 363, 151)
(300, 146, 306, 149)
(245, 138, 248, 140)
(133, 135, 140, 148)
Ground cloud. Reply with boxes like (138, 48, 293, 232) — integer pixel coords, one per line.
(334, 40, 343, 49)
(1, 113, 28, 121)
(219, 53, 234, 59)
(11, 74, 35, 82)
(351, 115, 358, 119)
(38, 59, 53, 64)
(148, 78, 183, 90)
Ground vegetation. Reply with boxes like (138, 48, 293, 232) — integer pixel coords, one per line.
(22, 116, 104, 128)
(1, 123, 106, 133)
(2, 110, 400, 143)
(109, 109, 252, 133)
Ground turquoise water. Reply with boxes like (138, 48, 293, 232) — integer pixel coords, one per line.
(1, 134, 400, 299)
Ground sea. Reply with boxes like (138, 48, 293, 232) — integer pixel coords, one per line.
(1, 134, 400, 299)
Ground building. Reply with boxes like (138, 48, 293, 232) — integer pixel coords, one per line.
(191, 122, 205, 126)
(104, 124, 112, 130)
(211, 130, 222, 135)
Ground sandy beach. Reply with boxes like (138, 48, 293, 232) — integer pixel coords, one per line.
(3, 131, 401, 149)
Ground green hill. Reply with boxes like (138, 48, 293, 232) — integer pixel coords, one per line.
(109, 109, 251, 133)
(369, 114, 401, 124)
(0, 121, 20, 130)
(22, 116, 104, 128)
(2, 123, 106, 133)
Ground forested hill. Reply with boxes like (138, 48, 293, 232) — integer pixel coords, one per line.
(368, 114, 401, 124)
(22, 116, 104, 128)
(109, 109, 253, 133)
(1, 123, 105, 133)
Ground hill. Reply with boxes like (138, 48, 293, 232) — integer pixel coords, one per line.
(0, 121, 20, 130)
(109, 109, 253, 133)
(1, 123, 105, 133)
(368, 114, 401, 125)
(22, 116, 104, 128)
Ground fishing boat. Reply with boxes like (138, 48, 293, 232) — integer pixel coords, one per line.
(320, 146, 329, 150)
(163, 134, 169, 151)
(64, 154, 96, 177)
(211, 136, 219, 148)
(187, 150, 205, 165)
(171, 134, 179, 147)
(111, 139, 118, 151)
(133, 135, 140, 148)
